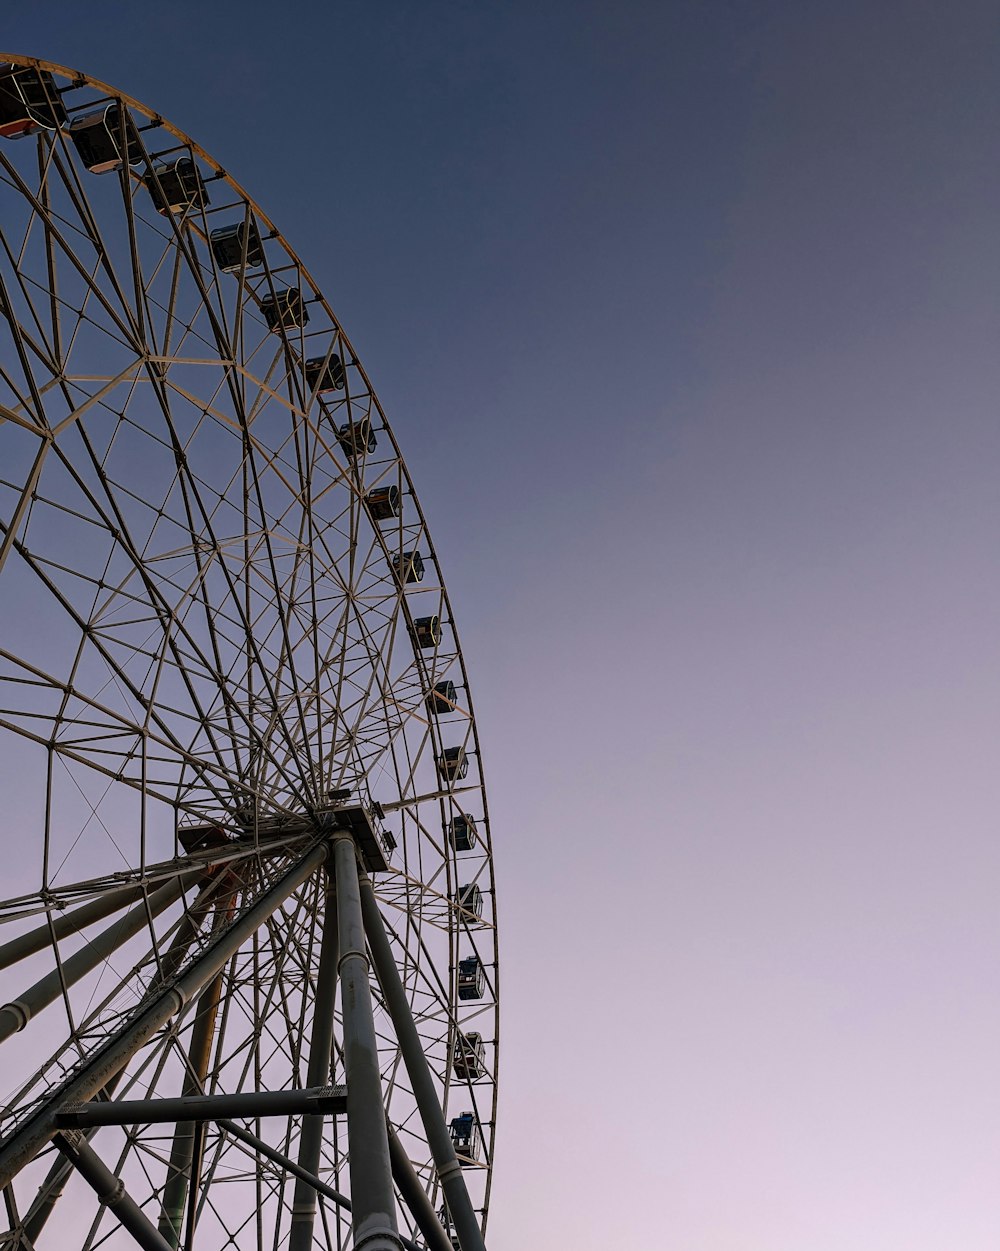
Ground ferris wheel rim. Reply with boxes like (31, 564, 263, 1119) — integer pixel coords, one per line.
(0, 51, 500, 1246)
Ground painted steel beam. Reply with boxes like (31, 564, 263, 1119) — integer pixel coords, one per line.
(0, 872, 197, 1043)
(360, 873, 487, 1251)
(56, 1085, 348, 1128)
(387, 1123, 455, 1251)
(0, 867, 203, 974)
(217, 1119, 427, 1251)
(333, 833, 404, 1251)
(0, 838, 331, 1189)
(288, 877, 339, 1251)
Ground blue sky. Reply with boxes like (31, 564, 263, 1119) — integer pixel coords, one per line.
(6, 3, 1000, 1246)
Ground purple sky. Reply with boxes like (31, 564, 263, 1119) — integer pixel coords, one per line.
(8, 2, 1000, 1245)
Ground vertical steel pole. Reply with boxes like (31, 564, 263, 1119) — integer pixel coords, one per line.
(156, 970, 225, 1246)
(359, 874, 487, 1251)
(386, 1123, 455, 1251)
(332, 834, 403, 1251)
(288, 875, 339, 1251)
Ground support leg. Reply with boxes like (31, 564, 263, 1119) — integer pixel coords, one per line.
(0, 873, 198, 1044)
(0, 868, 203, 974)
(156, 970, 224, 1247)
(359, 874, 487, 1251)
(288, 876, 339, 1251)
(386, 1123, 454, 1251)
(332, 834, 403, 1251)
(19, 873, 229, 1247)
(0, 840, 331, 1189)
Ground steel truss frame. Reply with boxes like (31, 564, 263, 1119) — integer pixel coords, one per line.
(0, 54, 498, 1251)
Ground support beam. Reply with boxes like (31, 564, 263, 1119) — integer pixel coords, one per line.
(19, 874, 226, 1248)
(0, 838, 331, 1189)
(0, 872, 198, 1043)
(387, 1124, 455, 1251)
(219, 1118, 352, 1213)
(359, 874, 487, 1251)
(217, 1120, 426, 1251)
(0, 868, 203, 974)
(149, 873, 230, 990)
(56, 1085, 348, 1128)
(289, 876, 339, 1251)
(54, 1132, 174, 1251)
(333, 833, 403, 1251)
(157, 968, 224, 1248)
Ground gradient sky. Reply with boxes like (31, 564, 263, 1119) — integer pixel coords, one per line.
(8, 2, 1000, 1246)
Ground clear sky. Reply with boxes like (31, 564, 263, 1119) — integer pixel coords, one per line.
(7, 2, 1000, 1246)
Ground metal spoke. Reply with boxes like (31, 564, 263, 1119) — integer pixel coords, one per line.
(0, 53, 498, 1251)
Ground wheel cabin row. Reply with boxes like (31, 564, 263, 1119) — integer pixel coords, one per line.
(1, 61, 495, 1192)
(386, 557, 472, 781)
(0, 70, 370, 453)
(387, 549, 473, 782)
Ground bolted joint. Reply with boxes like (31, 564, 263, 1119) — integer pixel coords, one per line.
(105, 1177, 127, 1207)
(355, 1229, 406, 1251)
(0, 999, 32, 1032)
(337, 947, 369, 973)
(437, 1159, 464, 1182)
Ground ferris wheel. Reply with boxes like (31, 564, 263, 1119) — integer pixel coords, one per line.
(0, 55, 498, 1251)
